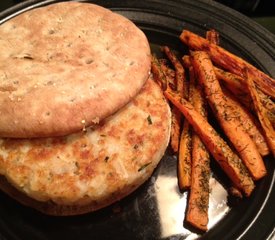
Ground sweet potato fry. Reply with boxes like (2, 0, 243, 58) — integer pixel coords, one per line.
(216, 68, 275, 124)
(215, 68, 255, 112)
(206, 30, 243, 197)
(151, 55, 167, 90)
(258, 91, 275, 128)
(223, 88, 270, 156)
(162, 46, 186, 98)
(245, 68, 275, 156)
(159, 59, 176, 85)
(151, 55, 181, 152)
(183, 54, 248, 98)
(182, 55, 191, 69)
(163, 88, 255, 196)
(159, 59, 182, 153)
(206, 29, 219, 45)
(183, 54, 275, 127)
(185, 67, 210, 231)
(178, 119, 192, 190)
(183, 51, 275, 120)
(183, 54, 250, 100)
(180, 30, 275, 98)
(162, 46, 187, 153)
(183, 51, 275, 115)
(162, 46, 193, 181)
(170, 107, 182, 153)
(215, 67, 247, 95)
(191, 51, 266, 180)
(178, 106, 192, 190)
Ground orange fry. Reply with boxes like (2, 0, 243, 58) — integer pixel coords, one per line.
(183, 54, 271, 156)
(170, 107, 182, 153)
(223, 88, 270, 156)
(162, 46, 186, 97)
(151, 55, 167, 90)
(191, 51, 266, 180)
(162, 46, 193, 186)
(164, 88, 255, 196)
(185, 67, 210, 231)
(180, 30, 275, 98)
(206, 29, 219, 45)
(206, 30, 242, 198)
(245, 68, 275, 156)
(151, 55, 181, 152)
(159, 59, 176, 85)
(178, 77, 192, 191)
(178, 119, 192, 190)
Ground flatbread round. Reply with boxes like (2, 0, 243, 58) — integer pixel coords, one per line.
(0, 2, 151, 138)
(0, 77, 171, 216)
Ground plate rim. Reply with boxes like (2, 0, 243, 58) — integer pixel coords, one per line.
(0, 1, 274, 240)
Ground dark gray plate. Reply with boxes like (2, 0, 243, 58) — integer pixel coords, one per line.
(0, 0, 274, 239)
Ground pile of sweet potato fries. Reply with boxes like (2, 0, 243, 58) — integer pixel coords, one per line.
(151, 29, 275, 231)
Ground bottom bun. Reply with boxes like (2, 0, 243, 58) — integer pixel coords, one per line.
(0, 77, 171, 216)
(0, 174, 148, 216)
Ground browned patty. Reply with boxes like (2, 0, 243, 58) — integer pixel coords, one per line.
(0, 77, 171, 215)
(0, 2, 151, 138)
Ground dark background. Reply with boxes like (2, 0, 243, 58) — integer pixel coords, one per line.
(216, 0, 275, 34)
(1, 0, 275, 34)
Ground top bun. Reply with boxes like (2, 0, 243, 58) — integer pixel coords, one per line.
(0, 2, 151, 138)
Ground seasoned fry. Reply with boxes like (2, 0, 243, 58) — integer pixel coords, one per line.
(186, 67, 210, 231)
(258, 91, 275, 128)
(153, 28, 273, 233)
(162, 47, 187, 153)
(216, 68, 275, 125)
(215, 67, 247, 95)
(162, 47, 193, 183)
(216, 68, 256, 112)
(159, 59, 176, 85)
(206, 30, 243, 198)
(164, 88, 255, 196)
(206, 29, 219, 45)
(183, 53, 249, 104)
(185, 54, 274, 108)
(151, 55, 167, 90)
(170, 107, 182, 153)
(245, 68, 275, 156)
(183, 42, 275, 126)
(183, 53, 275, 125)
(191, 51, 266, 180)
(223, 88, 270, 156)
(182, 55, 192, 69)
(180, 30, 275, 98)
(151, 55, 181, 152)
(177, 73, 192, 190)
(178, 119, 192, 190)
(212, 67, 275, 129)
(160, 59, 182, 152)
(162, 46, 186, 98)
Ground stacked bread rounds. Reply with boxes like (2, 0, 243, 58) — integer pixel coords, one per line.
(0, 2, 171, 215)
(0, 2, 151, 138)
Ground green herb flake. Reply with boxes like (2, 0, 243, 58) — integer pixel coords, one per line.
(138, 162, 152, 172)
(147, 115, 153, 125)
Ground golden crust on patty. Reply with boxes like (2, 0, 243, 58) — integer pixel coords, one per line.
(0, 77, 171, 215)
